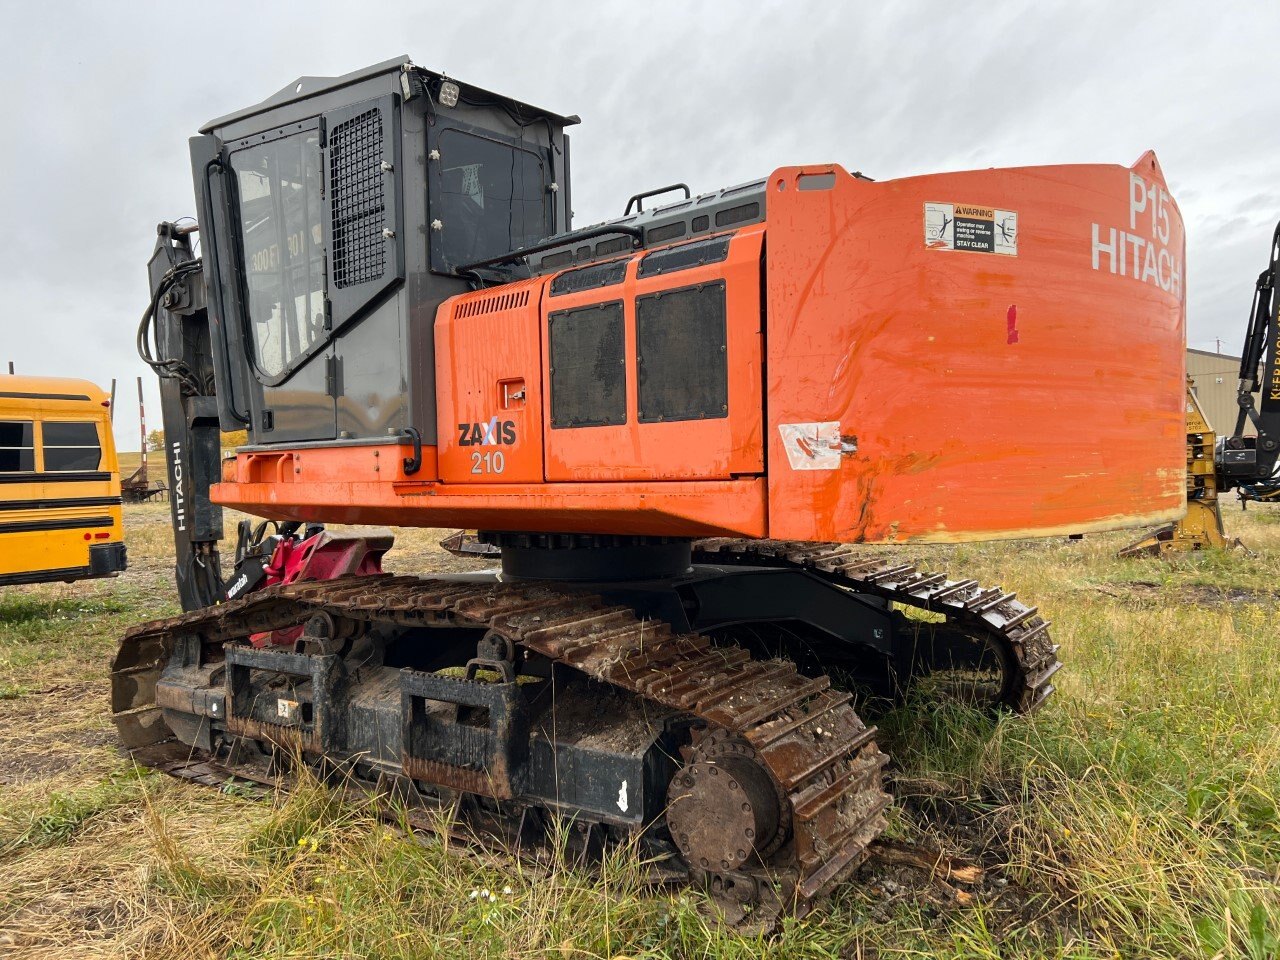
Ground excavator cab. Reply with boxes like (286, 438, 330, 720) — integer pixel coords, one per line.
(191, 57, 574, 445)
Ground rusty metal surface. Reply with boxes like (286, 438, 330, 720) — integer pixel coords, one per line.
(110, 539, 1058, 908)
(402, 755, 510, 799)
(225, 715, 316, 754)
(111, 574, 889, 906)
(668, 733, 788, 873)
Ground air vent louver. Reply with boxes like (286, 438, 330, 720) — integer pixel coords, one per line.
(452, 288, 531, 319)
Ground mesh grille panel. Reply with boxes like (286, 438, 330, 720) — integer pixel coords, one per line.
(637, 282, 728, 422)
(714, 202, 760, 228)
(330, 108, 386, 289)
(595, 237, 632, 257)
(549, 301, 627, 428)
(550, 259, 628, 297)
(645, 221, 687, 244)
(638, 235, 732, 278)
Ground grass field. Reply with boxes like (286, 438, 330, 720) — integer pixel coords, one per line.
(2, 502, 1280, 958)
(116, 451, 145, 473)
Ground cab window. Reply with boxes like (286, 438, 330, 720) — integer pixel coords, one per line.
(0, 421, 34, 472)
(231, 129, 327, 380)
(42, 421, 101, 472)
(434, 129, 549, 269)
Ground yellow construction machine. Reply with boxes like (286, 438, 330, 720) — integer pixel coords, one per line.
(1124, 219, 1280, 556)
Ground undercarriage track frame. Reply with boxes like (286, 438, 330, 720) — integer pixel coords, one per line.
(111, 539, 1060, 913)
(692, 539, 1062, 713)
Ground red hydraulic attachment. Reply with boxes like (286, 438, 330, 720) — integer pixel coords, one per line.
(250, 529, 392, 648)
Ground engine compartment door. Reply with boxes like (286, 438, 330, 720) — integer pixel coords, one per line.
(542, 228, 765, 482)
(435, 279, 546, 483)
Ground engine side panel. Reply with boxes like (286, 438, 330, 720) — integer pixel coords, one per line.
(436, 277, 547, 483)
(764, 157, 1186, 542)
(542, 227, 765, 482)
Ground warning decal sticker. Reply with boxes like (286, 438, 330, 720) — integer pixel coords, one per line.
(778, 422, 857, 471)
(925, 202, 1017, 256)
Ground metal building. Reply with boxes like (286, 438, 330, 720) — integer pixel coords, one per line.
(1187, 347, 1253, 436)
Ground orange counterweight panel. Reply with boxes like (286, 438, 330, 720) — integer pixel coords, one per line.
(764, 155, 1186, 543)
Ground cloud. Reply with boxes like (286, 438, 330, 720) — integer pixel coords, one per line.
(0, 1, 1276, 448)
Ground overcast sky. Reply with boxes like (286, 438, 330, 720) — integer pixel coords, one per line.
(1, 1, 1276, 450)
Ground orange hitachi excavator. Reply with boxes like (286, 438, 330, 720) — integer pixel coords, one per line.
(114, 56, 1186, 915)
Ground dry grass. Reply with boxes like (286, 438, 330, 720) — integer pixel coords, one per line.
(116, 451, 144, 475)
(2, 501, 1280, 957)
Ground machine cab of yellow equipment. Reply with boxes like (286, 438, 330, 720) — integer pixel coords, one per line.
(0, 375, 126, 586)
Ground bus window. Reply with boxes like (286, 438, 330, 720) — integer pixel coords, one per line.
(0, 420, 34, 472)
(42, 421, 102, 472)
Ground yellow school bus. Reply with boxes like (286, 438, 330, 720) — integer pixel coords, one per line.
(0, 375, 127, 586)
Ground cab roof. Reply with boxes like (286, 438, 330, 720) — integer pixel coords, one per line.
(200, 55, 579, 134)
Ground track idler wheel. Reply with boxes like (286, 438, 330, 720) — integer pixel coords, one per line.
(666, 736, 787, 874)
(294, 611, 359, 657)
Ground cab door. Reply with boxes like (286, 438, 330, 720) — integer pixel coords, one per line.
(210, 95, 404, 443)
(225, 121, 335, 442)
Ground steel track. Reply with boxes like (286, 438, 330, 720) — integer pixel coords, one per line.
(692, 539, 1062, 713)
(110, 542, 1059, 913)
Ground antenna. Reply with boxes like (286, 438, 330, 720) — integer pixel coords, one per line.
(109, 378, 117, 423)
